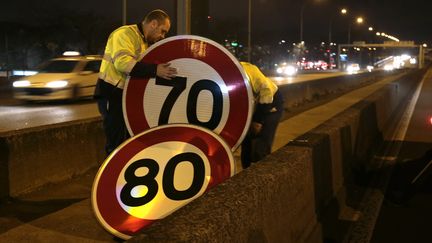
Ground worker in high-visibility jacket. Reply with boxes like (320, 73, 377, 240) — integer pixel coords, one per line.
(94, 9, 177, 155)
(240, 62, 284, 168)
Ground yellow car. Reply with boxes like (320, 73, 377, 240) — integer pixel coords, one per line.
(13, 55, 101, 101)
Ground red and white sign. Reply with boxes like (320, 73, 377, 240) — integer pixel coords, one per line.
(92, 124, 235, 240)
(123, 35, 253, 151)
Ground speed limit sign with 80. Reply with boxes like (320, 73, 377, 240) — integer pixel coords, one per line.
(92, 124, 235, 240)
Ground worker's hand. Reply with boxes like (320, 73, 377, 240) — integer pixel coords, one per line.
(250, 122, 263, 135)
(157, 63, 177, 80)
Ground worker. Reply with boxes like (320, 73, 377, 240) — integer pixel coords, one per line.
(240, 62, 284, 168)
(94, 9, 177, 155)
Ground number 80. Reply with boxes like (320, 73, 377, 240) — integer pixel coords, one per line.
(120, 152, 206, 207)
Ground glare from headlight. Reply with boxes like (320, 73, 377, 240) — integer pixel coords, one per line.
(284, 66, 297, 76)
(45, 80, 68, 88)
(384, 64, 394, 71)
(276, 67, 283, 74)
(13, 80, 30, 87)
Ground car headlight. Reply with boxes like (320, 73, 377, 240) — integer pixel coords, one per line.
(45, 80, 69, 88)
(13, 80, 31, 87)
(284, 66, 297, 76)
(384, 64, 394, 71)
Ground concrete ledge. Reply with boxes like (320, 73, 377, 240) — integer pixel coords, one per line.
(130, 146, 321, 243)
(0, 118, 105, 199)
(278, 71, 382, 110)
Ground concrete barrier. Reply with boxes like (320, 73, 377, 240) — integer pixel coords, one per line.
(129, 146, 321, 243)
(128, 68, 426, 242)
(0, 118, 105, 199)
(278, 71, 384, 110)
(286, 69, 425, 241)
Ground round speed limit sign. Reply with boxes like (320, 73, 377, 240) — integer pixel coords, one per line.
(91, 124, 235, 240)
(123, 35, 253, 151)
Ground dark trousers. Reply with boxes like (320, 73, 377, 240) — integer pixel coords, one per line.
(241, 97, 284, 169)
(95, 80, 130, 155)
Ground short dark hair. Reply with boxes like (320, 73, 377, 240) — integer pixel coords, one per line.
(143, 9, 170, 25)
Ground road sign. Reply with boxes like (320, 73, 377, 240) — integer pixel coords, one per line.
(92, 124, 235, 240)
(123, 35, 253, 151)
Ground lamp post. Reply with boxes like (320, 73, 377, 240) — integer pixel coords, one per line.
(328, 8, 347, 45)
(299, 3, 307, 42)
(122, 0, 127, 25)
(177, 0, 191, 35)
(348, 17, 363, 44)
(327, 8, 347, 69)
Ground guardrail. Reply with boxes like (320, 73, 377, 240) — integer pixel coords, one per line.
(0, 118, 105, 199)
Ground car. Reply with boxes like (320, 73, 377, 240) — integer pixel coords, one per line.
(12, 54, 102, 101)
(276, 62, 298, 76)
(346, 63, 360, 74)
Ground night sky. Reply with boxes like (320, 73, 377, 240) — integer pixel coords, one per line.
(1, 0, 431, 45)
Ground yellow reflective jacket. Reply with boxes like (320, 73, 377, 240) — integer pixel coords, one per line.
(98, 24, 148, 89)
(240, 62, 283, 123)
(240, 62, 278, 104)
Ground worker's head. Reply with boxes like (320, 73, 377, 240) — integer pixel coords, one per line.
(142, 9, 171, 44)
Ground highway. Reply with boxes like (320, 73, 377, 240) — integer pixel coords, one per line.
(0, 71, 348, 134)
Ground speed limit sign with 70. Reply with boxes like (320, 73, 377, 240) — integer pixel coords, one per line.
(91, 124, 235, 240)
(123, 35, 253, 151)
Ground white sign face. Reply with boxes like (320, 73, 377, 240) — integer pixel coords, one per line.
(92, 124, 235, 240)
(123, 35, 253, 151)
(116, 141, 211, 220)
(142, 58, 230, 135)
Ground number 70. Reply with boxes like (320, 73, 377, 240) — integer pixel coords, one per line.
(155, 76, 223, 130)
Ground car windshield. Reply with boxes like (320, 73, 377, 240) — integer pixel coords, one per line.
(38, 60, 78, 73)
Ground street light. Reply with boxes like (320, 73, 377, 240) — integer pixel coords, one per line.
(347, 16, 364, 44)
(341, 8, 347, 14)
(328, 8, 347, 69)
(328, 8, 348, 45)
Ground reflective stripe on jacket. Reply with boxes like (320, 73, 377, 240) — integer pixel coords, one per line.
(98, 24, 148, 89)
